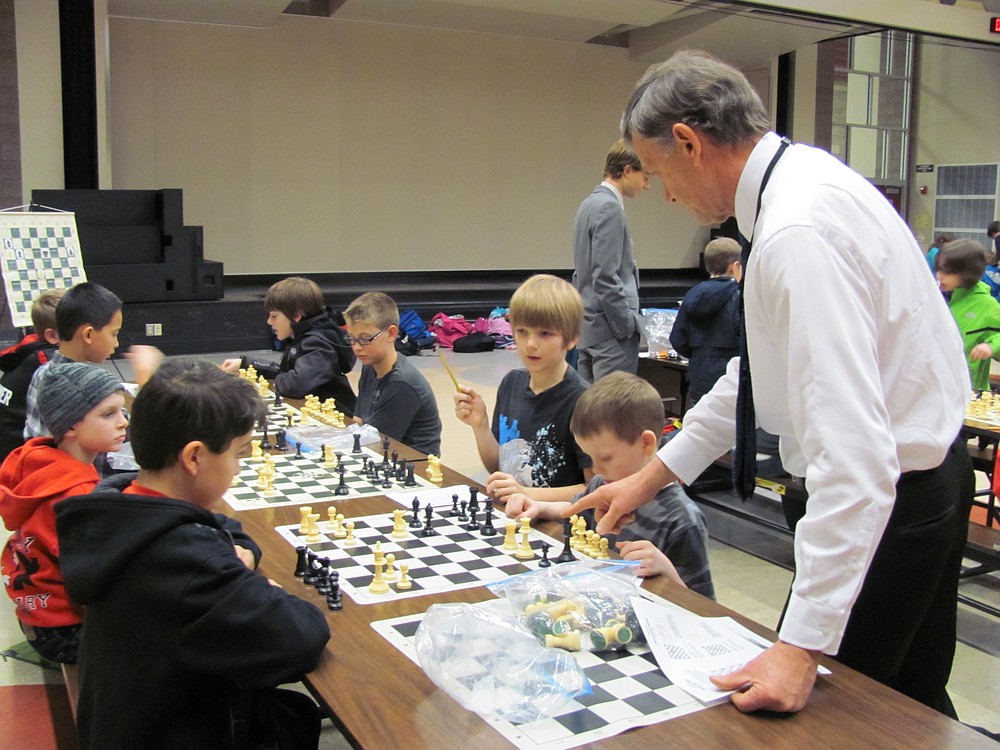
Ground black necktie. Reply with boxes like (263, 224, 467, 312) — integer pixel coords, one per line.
(733, 138, 790, 500)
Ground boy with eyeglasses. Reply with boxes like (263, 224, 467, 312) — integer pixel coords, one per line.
(343, 292, 441, 455)
(222, 276, 357, 414)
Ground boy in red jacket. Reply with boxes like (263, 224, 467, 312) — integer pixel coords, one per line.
(0, 362, 127, 664)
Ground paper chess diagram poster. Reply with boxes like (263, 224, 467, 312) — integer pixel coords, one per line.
(0, 212, 87, 327)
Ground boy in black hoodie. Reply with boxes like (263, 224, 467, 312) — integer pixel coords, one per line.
(669, 238, 742, 405)
(56, 358, 330, 750)
(222, 276, 356, 414)
(0, 289, 63, 461)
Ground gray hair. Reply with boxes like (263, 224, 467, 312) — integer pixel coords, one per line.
(621, 50, 769, 150)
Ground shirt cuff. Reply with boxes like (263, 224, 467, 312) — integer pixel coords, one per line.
(778, 592, 848, 654)
(656, 433, 714, 486)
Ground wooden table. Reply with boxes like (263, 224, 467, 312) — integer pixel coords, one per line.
(229, 445, 995, 750)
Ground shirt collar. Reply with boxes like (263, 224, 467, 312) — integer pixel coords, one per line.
(599, 180, 624, 208)
(734, 131, 781, 243)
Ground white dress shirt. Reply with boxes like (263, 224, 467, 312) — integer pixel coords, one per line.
(658, 132, 969, 653)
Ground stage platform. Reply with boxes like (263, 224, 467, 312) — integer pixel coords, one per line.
(1, 268, 702, 356)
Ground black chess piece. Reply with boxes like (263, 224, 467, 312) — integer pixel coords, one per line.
(464, 506, 479, 532)
(480, 498, 497, 536)
(275, 427, 288, 451)
(273, 389, 282, 407)
(327, 581, 343, 611)
(468, 486, 479, 509)
(352, 432, 362, 454)
(316, 567, 331, 595)
(294, 546, 309, 577)
(318, 444, 326, 465)
(403, 462, 416, 487)
(303, 550, 320, 585)
(335, 464, 349, 496)
(381, 469, 393, 489)
(260, 424, 272, 450)
(449, 494, 460, 517)
(538, 541, 552, 568)
(420, 504, 437, 537)
(294, 441, 304, 460)
(555, 519, 577, 564)
(457, 500, 468, 522)
(409, 498, 422, 528)
(381, 437, 391, 466)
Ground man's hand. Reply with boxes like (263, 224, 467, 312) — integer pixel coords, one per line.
(709, 641, 821, 713)
(220, 358, 242, 374)
(971, 342, 993, 361)
(562, 459, 675, 535)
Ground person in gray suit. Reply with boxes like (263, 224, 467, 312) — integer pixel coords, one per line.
(572, 139, 649, 382)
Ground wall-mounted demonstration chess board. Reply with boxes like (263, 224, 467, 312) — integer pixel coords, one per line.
(277, 495, 554, 605)
(224, 446, 437, 511)
(371, 597, 705, 750)
(0, 212, 86, 327)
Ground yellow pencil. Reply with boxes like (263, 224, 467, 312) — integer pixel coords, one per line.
(438, 349, 461, 392)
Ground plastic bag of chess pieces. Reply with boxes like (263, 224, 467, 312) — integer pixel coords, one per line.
(489, 560, 644, 653)
(414, 601, 589, 724)
(286, 422, 380, 454)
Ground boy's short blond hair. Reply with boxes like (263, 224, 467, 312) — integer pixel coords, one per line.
(509, 274, 583, 343)
(264, 277, 325, 320)
(704, 237, 741, 276)
(344, 292, 399, 329)
(31, 289, 65, 333)
(570, 371, 664, 444)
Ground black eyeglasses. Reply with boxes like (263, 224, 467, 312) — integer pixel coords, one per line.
(346, 326, 389, 347)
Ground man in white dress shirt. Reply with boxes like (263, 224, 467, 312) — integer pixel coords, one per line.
(568, 50, 973, 716)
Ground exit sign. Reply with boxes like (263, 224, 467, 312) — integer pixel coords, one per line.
(992, 17, 1000, 34)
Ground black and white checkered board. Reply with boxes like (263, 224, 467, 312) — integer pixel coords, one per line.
(276, 507, 553, 605)
(0, 213, 87, 327)
(224, 447, 437, 511)
(371, 598, 705, 750)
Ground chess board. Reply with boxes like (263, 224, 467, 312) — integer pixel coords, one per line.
(276, 503, 554, 605)
(966, 392, 1000, 428)
(371, 597, 706, 750)
(0, 212, 86, 327)
(223, 446, 437, 511)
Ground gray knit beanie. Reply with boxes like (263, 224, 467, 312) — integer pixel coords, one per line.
(39, 363, 124, 442)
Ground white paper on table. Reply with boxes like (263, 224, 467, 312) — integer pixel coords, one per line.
(631, 595, 830, 706)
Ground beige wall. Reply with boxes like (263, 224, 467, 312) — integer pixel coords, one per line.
(14, 0, 62, 201)
(107, 16, 708, 275)
(909, 38, 1000, 247)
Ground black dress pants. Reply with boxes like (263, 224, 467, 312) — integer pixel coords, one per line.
(781, 434, 973, 717)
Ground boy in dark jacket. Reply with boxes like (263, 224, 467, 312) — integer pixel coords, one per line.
(669, 238, 742, 404)
(223, 276, 357, 414)
(56, 359, 330, 750)
(0, 289, 63, 461)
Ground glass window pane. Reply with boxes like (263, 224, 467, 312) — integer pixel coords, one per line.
(831, 125, 848, 163)
(831, 68, 848, 124)
(846, 73, 870, 125)
(852, 35, 882, 73)
(883, 130, 906, 182)
(875, 76, 907, 129)
(849, 127, 878, 178)
(887, 32, 911, 77)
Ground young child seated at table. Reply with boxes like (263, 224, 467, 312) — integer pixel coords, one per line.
(454, 274, 592, 502)
(503, 371, 714, 598)
(1, 363, 127, 672)
(223, 275, 357, 414)
(344, 291, 442, 455)
(56, 358, 330, 750)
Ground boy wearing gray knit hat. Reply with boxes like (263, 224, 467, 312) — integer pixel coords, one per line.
(0, 361, 129, 678)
